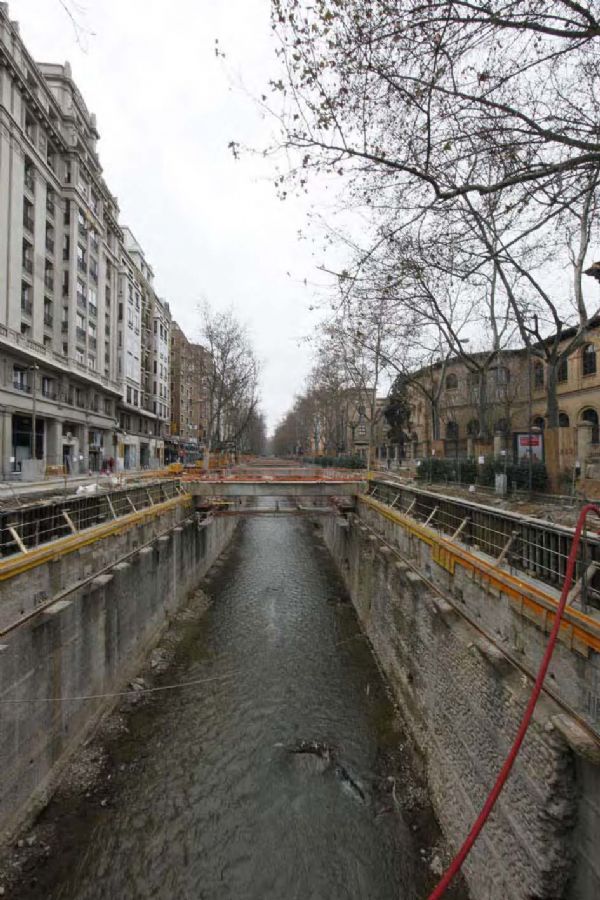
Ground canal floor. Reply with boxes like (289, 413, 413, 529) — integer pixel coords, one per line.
(13, 515, 467, 900)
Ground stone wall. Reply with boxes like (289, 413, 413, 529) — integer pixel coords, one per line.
(323, 507, 599, 900)
(0, 511, 237, 843)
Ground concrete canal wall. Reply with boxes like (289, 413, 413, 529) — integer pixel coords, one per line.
(323, 501, 600, 900)
(0, 508, 237, 843)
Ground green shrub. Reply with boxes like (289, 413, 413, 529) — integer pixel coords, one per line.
(304, 455, 365, 469)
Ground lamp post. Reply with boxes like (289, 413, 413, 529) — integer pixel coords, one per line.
(29, 364, 39, 461)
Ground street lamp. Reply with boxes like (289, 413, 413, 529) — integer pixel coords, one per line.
(29, 364, 39, 461)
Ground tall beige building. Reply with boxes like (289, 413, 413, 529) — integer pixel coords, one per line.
(0, 4, 174, 476)
(0, 5, 122, 475)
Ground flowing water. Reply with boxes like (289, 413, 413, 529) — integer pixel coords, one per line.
(18, 514, 465, 900)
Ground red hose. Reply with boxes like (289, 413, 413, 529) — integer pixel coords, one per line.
(428, 502, 600, 899)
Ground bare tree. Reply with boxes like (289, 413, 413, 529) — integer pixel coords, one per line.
(268, 0, 600, 208)
(199, 305, 261, 468)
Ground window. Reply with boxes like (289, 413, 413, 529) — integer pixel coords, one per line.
(357, 424, 366, 436)
(77, 244, 87, 272)
(581, 408, 599, 443)
(21, 281, 32, 315)
(494, 366, 510, 386)
(13, 366, 30, 392)
(446, 421, 459, 440)
(133, 390, 139, 406)
(104, 398, 112, 415)
(583, 343, 596, 376)
(445, 373, 458, 391)
(494, 418, 509, 434)
(24, 159, 35, 193)
(466, 419, 479, 437)
(558, 412, 570, 427)
(23, 197, 34, 232)
(127, 386, 132, 404)
(533, 362, 544, 389)
(532, 416, 545, 431)
(42, 376, 54, 398)
(557, 356, 568, 383)
(75, 349, 85, 365)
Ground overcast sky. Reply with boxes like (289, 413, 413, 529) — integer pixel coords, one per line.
(12, 0, 329, 432)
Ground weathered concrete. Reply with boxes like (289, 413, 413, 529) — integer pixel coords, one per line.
(0, 498, 190, 630)
(0, 512, 237, 843)
(189, 479, 365, 498)
(323, 504, 600, 900)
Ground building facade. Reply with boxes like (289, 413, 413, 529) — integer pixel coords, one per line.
(169, 321, 209, 461)
(0, 7, 125, 475)
(0, 4, 176, 477)
(116, 228, 170, 470)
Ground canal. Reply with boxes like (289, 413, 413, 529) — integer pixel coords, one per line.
(17, 514, 466, 899)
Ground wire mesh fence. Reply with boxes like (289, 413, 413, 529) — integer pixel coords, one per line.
(0, 480, 184, 559)
(369, 478, 600, 613)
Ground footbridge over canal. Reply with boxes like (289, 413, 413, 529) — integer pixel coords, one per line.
(0, 465, 599, 899)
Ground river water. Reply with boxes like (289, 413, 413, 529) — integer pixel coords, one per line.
(20, 515, 465, 900)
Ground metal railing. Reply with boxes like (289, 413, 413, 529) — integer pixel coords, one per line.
(0, 479, 184, 559)
(369, 477, 600, 611)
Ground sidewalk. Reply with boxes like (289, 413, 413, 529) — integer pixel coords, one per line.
(0, 467, 166, 503)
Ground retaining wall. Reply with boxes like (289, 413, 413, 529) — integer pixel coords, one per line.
(0, 511, 237, 843)
(323, 504, 600, 900)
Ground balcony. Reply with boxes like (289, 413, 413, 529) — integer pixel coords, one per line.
(76, 326, 86, 344)
(13, 380, 32, 394)
(21, 297, 32, 317)
(45, 235, 55, 254)
(44, 312, 53, 328)
(22, 257, 33, 275)
(44, 272, 54, 292)
(77, 259, 87, 274)
(23, 214, 34, 233)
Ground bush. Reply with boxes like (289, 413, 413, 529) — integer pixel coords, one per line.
(304, 455, 365, 469)
(415, 456, 548, 491)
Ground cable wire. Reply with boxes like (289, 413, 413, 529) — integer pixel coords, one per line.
(428, 502, 600, 899)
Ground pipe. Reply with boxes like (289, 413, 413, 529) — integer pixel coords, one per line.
(428, 502, 600, 899)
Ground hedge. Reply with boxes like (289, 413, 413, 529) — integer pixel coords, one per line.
(303, 455, 365, 469)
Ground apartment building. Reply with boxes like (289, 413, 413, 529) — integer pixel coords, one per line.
(169, 321, 209, 461)
(0, 6, 123, 475)
(116, 228, 170, 469)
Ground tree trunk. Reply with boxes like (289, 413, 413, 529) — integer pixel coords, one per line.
(478, 374, 489, 440)
(546, 360, 559, 428)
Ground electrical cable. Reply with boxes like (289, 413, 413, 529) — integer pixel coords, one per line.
(0, 671, 236, 704)
(427, 502, 600, 899)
